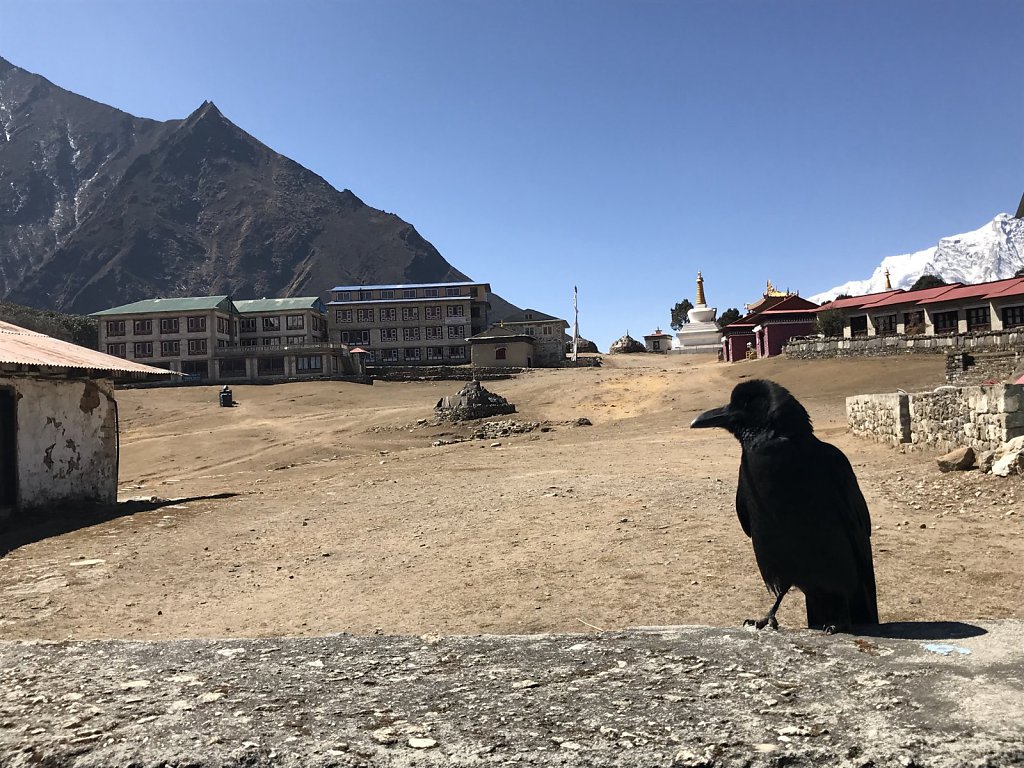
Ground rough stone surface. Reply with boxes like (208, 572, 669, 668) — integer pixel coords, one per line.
(607, 334, 646, 354)
(0, 623, 1021, 767)
(785, 330, 1024, 361)
(434, 380, 516, 422)
(936, 445, 975, 472)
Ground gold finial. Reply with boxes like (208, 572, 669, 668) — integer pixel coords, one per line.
(766, 278, 775, 295)
(884, 268, 892, 290)
(696, 271, 706, 306)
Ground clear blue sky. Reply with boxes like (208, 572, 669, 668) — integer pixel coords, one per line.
(2, 0, 1021, 350)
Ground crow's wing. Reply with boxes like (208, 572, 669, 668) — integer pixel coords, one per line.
(735, 455, 753, 538)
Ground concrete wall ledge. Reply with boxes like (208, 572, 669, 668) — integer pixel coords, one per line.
(1, 622, 1021, 767)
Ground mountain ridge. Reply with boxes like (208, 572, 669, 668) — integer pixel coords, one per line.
(810, 212, 1024, 303)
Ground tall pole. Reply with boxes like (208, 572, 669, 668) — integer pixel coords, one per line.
(572, 285, 579, 363)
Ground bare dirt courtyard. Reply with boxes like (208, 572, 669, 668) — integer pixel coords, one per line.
(0, 353, 1021, 640)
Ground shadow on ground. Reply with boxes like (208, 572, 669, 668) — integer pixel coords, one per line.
(0, 493, 240, 557)
(860, 621, 988, 641)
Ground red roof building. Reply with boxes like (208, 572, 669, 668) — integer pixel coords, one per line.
(721, 289, 819, 362)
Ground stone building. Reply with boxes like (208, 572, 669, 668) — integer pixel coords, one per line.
(488, 309, 569, 366)
(0, 321, 169, 512)
(327, 282, 491, 366)
(643, 329, 674, 353)
(468, 325, 534, 367)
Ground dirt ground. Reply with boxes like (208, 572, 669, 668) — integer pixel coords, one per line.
(0, 353, 1021, 640)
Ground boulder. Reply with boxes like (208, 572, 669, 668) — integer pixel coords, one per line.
(977, 450, 996, 474)
(608, 334, 646, 354)
(936, 446, 976, 472)
(991, 450, 1023, 478)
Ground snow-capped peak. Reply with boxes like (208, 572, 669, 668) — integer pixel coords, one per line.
(809, 213, 1024, 303)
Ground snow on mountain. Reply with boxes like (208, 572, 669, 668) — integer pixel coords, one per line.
(809, 214, 1024, 304)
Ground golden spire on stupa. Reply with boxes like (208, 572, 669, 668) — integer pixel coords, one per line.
(884, 269, 892, 290)
(696, 271, 707, 306)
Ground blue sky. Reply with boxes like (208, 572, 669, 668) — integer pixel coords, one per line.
(2, 0, 1021, 350)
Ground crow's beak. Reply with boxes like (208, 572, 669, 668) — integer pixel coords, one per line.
(690, 405, 730, 429)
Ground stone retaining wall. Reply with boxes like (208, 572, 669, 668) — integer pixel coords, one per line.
(945, 351, 1022, 386)
(847, 384, 1024, 452)
(369, 365, 524, 382)
(785, 329, 1024, 360)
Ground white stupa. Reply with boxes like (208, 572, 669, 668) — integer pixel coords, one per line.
(673, 272, 722, 352)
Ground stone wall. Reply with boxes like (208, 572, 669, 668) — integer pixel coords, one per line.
(785, 329, 1024, 360)
(847, 384, 1024, 453)
(370, 365, 523, 382)
(945, 351, 1022, 386)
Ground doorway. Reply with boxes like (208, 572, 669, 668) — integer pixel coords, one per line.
(0, 388, 16, 507)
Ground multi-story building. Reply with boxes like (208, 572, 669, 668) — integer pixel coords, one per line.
(490, 309, 569, 366)
(93, 296, 358, 382)
(327, 281, 491, 365)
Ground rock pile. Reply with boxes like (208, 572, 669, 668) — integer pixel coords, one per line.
(937, 436, 1024, 477)
(608, 333, 646, 354)
(434, 380, 516, 422)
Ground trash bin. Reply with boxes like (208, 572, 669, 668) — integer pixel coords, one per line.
(219, 388, 233, 407)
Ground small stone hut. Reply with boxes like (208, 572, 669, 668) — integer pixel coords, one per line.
(0, 321, 170, 514)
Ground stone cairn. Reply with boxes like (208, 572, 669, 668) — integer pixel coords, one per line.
(435, 380, 517, 422)
(608, 333, 646, 354)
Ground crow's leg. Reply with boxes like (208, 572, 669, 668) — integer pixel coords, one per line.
(744, 587, 789, 630)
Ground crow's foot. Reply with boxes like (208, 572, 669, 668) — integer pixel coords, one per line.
(743, 615, 779, 630)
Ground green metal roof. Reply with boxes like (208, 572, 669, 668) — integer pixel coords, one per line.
(91, 296, 234, 316)
(234, 297, 325, 314)
(497, 308, 568, 326)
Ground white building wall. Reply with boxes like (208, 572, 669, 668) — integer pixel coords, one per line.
(6, 377, 118, 508)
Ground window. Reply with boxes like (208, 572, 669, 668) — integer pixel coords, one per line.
(257, 357, 285, 375)
(341, 330, 370, 345)
(447, 345, 466, 359)
(425, 326, 444, 340)
(543, 326, 553, 335)
(286, 314, 304, 330)
(106, 320, 126, 337)
(106, 343, 126, 357)
(356, 308, 374, 323)
(379, 348, 399, 362)
(335, 291, 351, 301)
(402, 307, 420, 321)
(652, 341, 661, 351)
(359, 290, 373, 301)
(426, 347, 444, 361)
(446, 287, 462, 297)
(262, 316, 281, 331)
(966, 306, 991, 332)
(496, 346, 507, 360)
(447, 324, 466, 338)
(1002, 305, 1024, 329)
(403, 347, 422, 361)
(160, 317, 179, 334)
(215, 316, 230, 334)
(186, 316, 207, 333)
(187, 339, 208, 355)
(160, 340, 180, 356)
(403, 327, 421, 341)
(446, 304, 465, 317)
(524, 326, 536, 336)
(849, 315, 868, 337)
(219, 358, 246, 378)
(336, 309, 353, 323)
(873, 314, 897, 336)
(902, 311, 925, 335)
(380, 328, 398, 342)
(403, 289, 417, 299)
(133, 319, 152, 335)
(424, 287, 439, 298)
(380, 290, 394, 299)
(262, 337, 281, 346)
(425, 306, 441, 320)
(240, 338, 258, 347)
(296, 355, 323, 372)
(238, 317, 256, 333)
(134, 341, 153, 358)
(379, 307, 397, 322)
(933, 310, 959, 334)
(286, 335, 306, 345)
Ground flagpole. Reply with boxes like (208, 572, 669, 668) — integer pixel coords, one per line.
(571, 285, 579, 363)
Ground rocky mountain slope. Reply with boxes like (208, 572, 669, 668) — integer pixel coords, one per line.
(0, 57, 468, 313)
(811, 213, 1024, 302)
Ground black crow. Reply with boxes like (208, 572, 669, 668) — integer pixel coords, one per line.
(691, 379, 878, 633)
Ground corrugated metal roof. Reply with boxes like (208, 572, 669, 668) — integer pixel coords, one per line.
(916, 278, 1023, 305)
(91, 296, 233, 316)
(330, 281, 489, 292)
(234, 298, 324, 314)
(0, 322, 173, 377)
(857, 284, 961, 309)
(817, 290, 903, 312)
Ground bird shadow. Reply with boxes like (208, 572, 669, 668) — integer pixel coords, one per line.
(0, 493, 240, 558)
(857, 621, 988, 641)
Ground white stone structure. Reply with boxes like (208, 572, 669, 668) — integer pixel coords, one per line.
(673, 272, 722, 352)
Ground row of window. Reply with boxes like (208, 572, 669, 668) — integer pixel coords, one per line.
(335, 305, 465, 323)
(238, 336, 311, 347)
(341, 326, 466, 345)
(239, 315, 307, 332)
(108, 314, 316, 338)
(108, 340, 208, 358)
(335, 287, 465, 302)
(364, 346, 467, 363)
(855, 305, 1024, 337)
(188, 355, 325, 380)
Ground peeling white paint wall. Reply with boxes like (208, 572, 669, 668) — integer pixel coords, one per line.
(2, 376, 117, 508)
